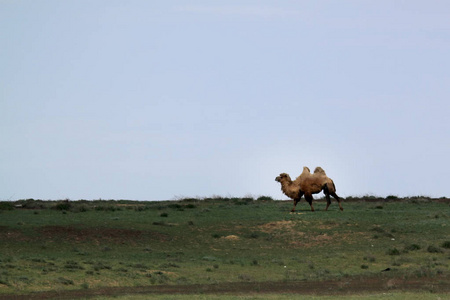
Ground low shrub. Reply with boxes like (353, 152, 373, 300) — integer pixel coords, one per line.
(95, 205, 117, 212)
(246, 232, 260, 239)
(387, 248, 400, 256)
(427, 245, 443, 253)
(168, 204, 182, 210)
(64, 260, 84, 270)
(153, 221, 167, 226)
(257, 196, 274, 202)
(54, 201, 71, 211)
(363, 255, 376, 262)
(405, 244, 421, 251)
(441, 241, 450, 249)
(57, 277, 74, 285)
(0, 202, 14, 210)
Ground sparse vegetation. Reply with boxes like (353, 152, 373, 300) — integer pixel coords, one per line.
(405, 244, 421, 251)
(0, 197, 449, 298)
(427, 245, 443, 253)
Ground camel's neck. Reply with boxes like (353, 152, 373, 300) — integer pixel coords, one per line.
(280, 178, 293, 189)
(279, 178, 298, 199)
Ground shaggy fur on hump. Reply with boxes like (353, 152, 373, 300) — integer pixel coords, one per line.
(298, 166, 337, 195)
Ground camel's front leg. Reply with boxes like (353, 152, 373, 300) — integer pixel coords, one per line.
(291, 199, 300, 212)
(291, 191, 304, 212)
(305, 193, 315, 212)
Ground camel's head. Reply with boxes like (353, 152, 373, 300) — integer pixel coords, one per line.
(275, 173, 290, 182)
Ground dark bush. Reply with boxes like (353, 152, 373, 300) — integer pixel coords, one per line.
(78, 206, 89, 212)
(168, 204, 182, 210)
(180, 198, 198, 203)
(0, 202, 14, 210)
(405, 244, 421, 251)
(54, 201, 71, 211)
(246, 232, 260, 239)
(95, 205, 117, 211)
(441, 241, 450, 249)
(57, 277, 74, 285)
(427, 245, 443, 253)
(153, 221, 167, 226)
(134, 206, 145, 211)
(387, 248, 400, 255)
(363, 255, 376, 262)
(257, 196, 274, 202)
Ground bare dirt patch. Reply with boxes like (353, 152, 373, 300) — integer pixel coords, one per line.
(1, 275, 449, 299)
(291, 233, 333, 248)
(256, 221, 366, 248)
(259, 220, 298, 233)
(0, 226, 27, 241)
(221, 235, 240, 241)
(36, 226, 170, 244)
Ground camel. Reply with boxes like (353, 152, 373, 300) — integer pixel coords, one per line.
(275, 166, 343, 212)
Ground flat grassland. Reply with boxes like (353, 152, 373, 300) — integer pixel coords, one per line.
(0, 197, 449, 299)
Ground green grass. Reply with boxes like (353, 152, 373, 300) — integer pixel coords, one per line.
(0, 197, 449, 296)
(91, 292, 450, 300)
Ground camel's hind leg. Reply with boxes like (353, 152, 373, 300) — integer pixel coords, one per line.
(323, 184, 332, 211)
(325, 193, 332, 211)
(331, 192, 344, 211)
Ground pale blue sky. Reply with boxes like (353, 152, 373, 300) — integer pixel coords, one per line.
(1, 1, 449, 200)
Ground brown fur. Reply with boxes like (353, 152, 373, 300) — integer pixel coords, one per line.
(275, 166, 343, 212)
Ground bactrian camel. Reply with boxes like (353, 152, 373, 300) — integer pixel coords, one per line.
(275, 166, 343, 212)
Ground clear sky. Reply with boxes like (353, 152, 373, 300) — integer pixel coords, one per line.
(1, 1, 449, 201)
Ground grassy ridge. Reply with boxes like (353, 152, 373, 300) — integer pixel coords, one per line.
(0, 197, 449, 295)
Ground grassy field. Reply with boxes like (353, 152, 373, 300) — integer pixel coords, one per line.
(0, 196, 449, 298)
(90, 292, 450, 300)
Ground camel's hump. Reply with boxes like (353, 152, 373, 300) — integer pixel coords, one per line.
(314, 167, 326, 175)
